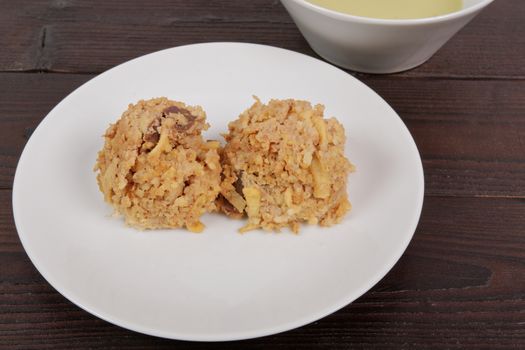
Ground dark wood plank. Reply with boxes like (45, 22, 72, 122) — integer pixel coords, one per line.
(2, 0, 524, 348)
(0, 190, 18, 254)
(0, 73, 92, 188)
(0, 0, 523, 78)
(362, 76, 525, 198)
(1, 192, 524, 348)
(0, 0, 307, 74)
(401, 0, 525, 79)
(1, 73, 524, 197)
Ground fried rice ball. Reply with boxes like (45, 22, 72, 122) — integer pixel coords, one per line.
(217, 98, 354, 233)
(95, 98, 221, 232)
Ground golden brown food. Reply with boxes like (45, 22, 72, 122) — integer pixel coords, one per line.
(218, 97, 354, 233)
(95, 98, 221, 232)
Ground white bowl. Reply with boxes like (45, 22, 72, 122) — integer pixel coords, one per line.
(280, 0, 494, 73)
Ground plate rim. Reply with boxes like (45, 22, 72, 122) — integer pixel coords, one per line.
(12, 42, 425, 341)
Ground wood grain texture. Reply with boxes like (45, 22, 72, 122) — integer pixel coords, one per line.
(1, 192, 524, 348)
(363, 77, 525, 198)
(1, 0, 524, 348)
(1, 73, 523, 196)
(0, 0, 523, 78)
(0, 73, 91, 188)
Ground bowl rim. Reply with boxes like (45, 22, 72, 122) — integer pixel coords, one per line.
(284, 0, 495, 26)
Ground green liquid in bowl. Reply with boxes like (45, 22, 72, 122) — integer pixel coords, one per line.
(307, 0, 463, 19)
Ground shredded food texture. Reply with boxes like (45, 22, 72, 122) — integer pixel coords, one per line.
(217, 97, 354, 233)
(94, 98, 221, 232)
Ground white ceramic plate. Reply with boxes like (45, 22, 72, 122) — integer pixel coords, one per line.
(13, 43, 424, 341)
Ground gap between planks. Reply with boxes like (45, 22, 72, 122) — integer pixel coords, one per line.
(0, 70, 524, 81)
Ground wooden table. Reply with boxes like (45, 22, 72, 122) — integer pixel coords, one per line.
(1, 1, 524, 348)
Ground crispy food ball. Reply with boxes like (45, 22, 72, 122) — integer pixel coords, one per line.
(95, 98, 221, 232)
(217, 98, 354, 233)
